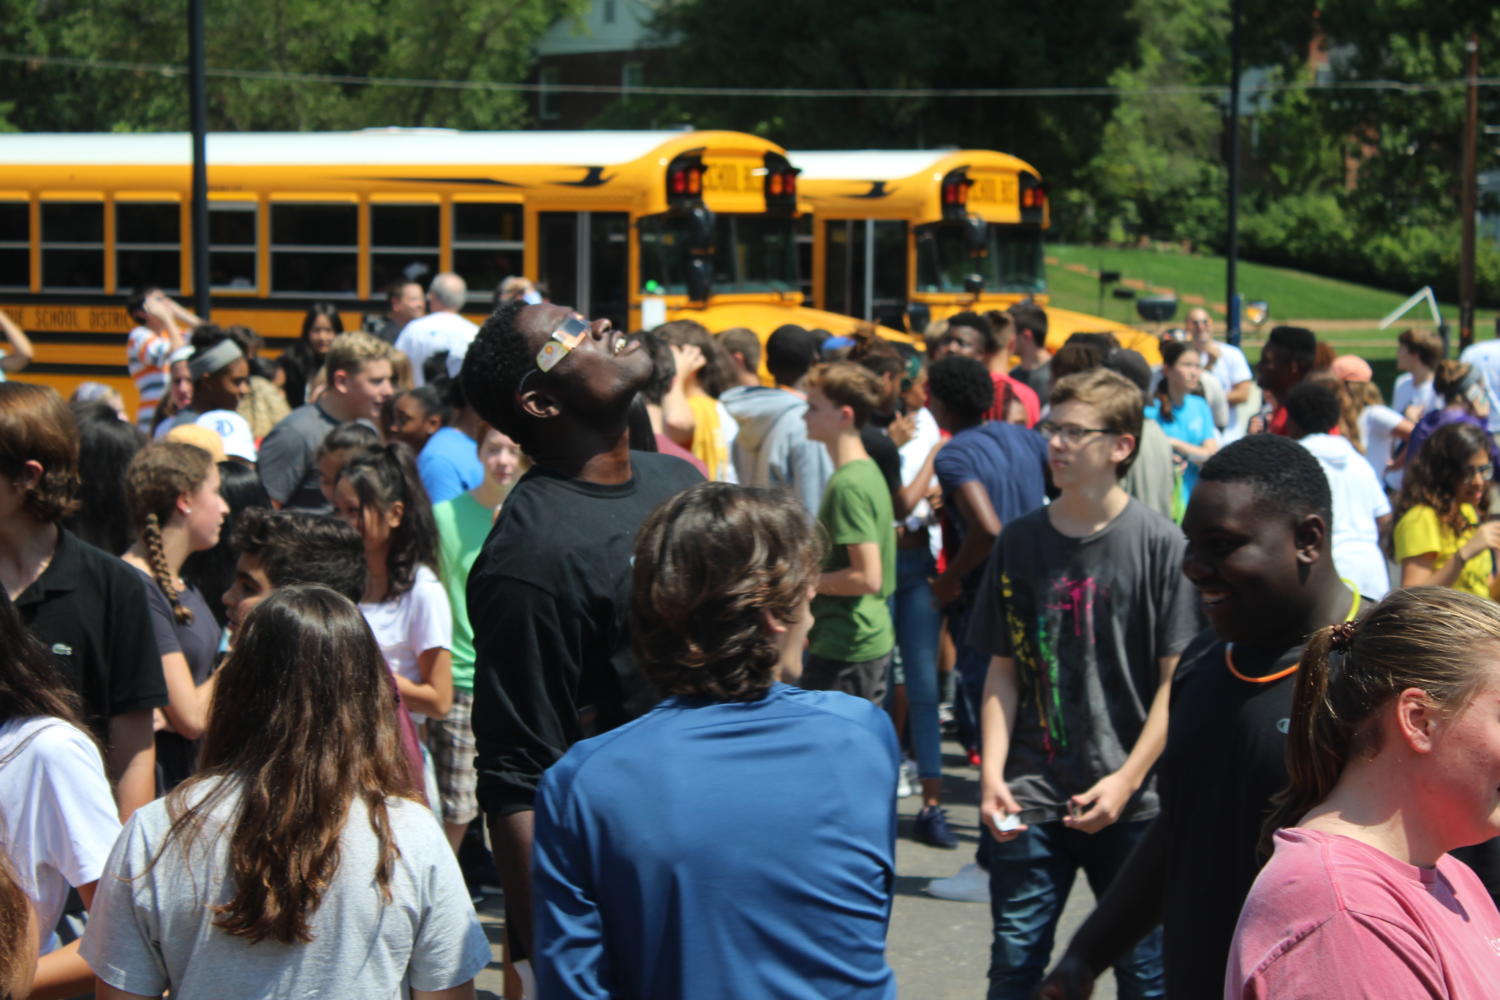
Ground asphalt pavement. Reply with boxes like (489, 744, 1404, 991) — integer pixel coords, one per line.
(473, 740, 1115, 999)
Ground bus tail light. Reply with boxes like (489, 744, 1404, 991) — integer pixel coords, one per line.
(763, 153, 800, 216)
(667, 155, 705, 203)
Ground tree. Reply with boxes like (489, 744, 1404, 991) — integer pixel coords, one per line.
(0, 0, 582, 132)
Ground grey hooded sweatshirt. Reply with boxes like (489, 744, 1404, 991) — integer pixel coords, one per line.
(719, 385, 833, 512)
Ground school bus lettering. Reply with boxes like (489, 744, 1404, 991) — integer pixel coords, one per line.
(702, 162, 755, 194)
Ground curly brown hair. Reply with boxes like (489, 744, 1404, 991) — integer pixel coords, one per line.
(0, 383, 81, 523)
(1395, 421, 1492, 534)
(631, 483, 825, 702)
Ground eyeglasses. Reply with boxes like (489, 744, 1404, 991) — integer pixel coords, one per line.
(1037, 420, 1114, 445)
(1465, 463, 1494, 481)
(535, 316, 591, 373)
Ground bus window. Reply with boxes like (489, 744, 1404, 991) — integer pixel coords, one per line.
(452, 202, 523, 303)
(640, 212, 798, 296)
(0, 202, 26, 290)
(209, 203, 257, 291)
(371, 204, 440, 294)
(270, 203, 357, 296)
(825, 219, 907, 320)
(590, 213, 630, 331)
(116, 203, 181, 293)
(916, 221, 1045, 295)
(41, 202, 104, 290)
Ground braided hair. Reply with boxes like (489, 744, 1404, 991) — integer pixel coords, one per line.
(126, 440, 215, 625)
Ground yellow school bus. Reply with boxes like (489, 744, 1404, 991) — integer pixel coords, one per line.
(0, 129, 882, 405)
(791, 149, 1159, 361)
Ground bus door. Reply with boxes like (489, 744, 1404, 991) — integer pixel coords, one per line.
(537, 211, 630, 330)
(822, 219, 908, 330)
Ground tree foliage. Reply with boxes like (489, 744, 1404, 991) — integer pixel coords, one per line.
(0, 0, 582, 132)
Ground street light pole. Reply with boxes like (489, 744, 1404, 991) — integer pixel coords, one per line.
(189, 0, 210, 321)
(1459, 33, 1479, 352)
(1225, 0, 1243, 348)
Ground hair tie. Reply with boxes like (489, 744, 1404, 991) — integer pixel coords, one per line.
(1329, 621, 1358, 651)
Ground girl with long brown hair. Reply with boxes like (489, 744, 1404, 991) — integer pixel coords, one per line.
(1392, 421, 1500, 598)
(0, 593, 121, 999)
(121, 440, 229, 790)
(1227, 588, 1500, 996)
(81, 585, 490, 999)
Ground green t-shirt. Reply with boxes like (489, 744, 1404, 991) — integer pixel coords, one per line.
(809, 457, 896, 663)
(432, 491, 496, 691)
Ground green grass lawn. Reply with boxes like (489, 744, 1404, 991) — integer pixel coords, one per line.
(1044, 243, 1493, 336)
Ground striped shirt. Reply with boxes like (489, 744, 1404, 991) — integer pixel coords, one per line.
(126, 325, 172, 430)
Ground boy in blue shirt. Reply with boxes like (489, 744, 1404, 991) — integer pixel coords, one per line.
(532, 483, 899, 999)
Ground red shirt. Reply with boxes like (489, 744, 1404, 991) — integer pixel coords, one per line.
(987, 372, 1041, 428)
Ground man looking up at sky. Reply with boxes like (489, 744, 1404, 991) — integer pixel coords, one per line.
(459, 300, 702, 992)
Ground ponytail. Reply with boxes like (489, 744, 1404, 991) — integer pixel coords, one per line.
(1262, 588, 1500, 856)
(143, 512, 192, 625)
(1263, 623, 1348, 854)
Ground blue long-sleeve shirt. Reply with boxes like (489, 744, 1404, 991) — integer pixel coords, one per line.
(533, 683, 900, 1000)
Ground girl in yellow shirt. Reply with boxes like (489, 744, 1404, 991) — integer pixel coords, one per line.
(1393, 421, 1500, 599)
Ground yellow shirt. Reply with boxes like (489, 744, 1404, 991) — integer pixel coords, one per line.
(1393, 502, 1492, 598)
(687, 393, 729, 482)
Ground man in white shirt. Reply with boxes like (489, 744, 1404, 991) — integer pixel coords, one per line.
(1391, 327, 1442, 421)
(1188, 307, 1253, 443)
(395, 272, 479, 386)
(1457, 332, 1500, 433)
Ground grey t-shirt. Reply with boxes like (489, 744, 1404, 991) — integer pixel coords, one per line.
(967, 498, 1199, 822)
(257, 403, 339, 512)
(1121, 420, 1176, 521)
(82, 779, 491, 998)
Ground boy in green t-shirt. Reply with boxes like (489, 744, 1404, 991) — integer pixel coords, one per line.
(801, 361, 896, 702)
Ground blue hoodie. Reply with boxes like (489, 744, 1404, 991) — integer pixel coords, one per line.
(719, 384, 832, 512)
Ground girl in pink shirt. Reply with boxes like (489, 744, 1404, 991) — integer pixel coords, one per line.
(1227, 587, 1500, 998)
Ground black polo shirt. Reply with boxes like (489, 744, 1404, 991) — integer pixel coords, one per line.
(13, 527, 166, 742)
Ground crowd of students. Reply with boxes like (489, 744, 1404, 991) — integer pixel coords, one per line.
(5, 275, 1500, 999)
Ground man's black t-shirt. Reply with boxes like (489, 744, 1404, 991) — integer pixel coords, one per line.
(13, 527, 166, 742)
(859, 424, 901, 496)
(468, 450, 703, 817)
(1158, 629, 1301, 999)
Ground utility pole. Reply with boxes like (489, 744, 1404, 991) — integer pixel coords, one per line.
(1459, 33, 1478, 352)
(189, 0, 210, 320)
(1225, 0, 1243, 348)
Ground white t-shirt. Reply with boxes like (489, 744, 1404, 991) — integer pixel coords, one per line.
(1391, 372, 1438, 420)
(1357, 404, 1404, 487)
(360, 564, 452, 717)
(0, 716, 122, 954)
(394, 312, 479, 387)
(1201, 342, 1252, 439)
(1299, 433, 1393, 599)
(80, 778, 490, 999)
(1458, 340, 1500, 433)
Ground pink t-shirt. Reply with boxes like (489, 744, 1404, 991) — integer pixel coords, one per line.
(1227, 828, 1500, 999)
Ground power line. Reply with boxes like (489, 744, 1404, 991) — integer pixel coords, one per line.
(2, 50, 1499, 100)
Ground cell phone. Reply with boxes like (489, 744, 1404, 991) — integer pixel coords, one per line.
(991, 803, 1078, 834)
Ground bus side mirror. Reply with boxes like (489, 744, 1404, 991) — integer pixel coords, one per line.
(964, 215, 988, 253)
(687, 257, 712, 304)
(686, 205, 715, 250)
(964, 273, 984, 295)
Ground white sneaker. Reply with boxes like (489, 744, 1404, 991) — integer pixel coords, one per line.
(924, 862, 990, 902)
(896, 758, 918, 798)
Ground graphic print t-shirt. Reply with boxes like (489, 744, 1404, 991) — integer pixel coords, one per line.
(967, 498, 1199, 822)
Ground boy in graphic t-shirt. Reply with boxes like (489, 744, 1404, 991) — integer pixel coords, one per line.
(801, 361, 896, 704)
(969, 368, 1199, 999)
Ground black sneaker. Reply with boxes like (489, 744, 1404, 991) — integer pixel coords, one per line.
(914, 805, 959, 849)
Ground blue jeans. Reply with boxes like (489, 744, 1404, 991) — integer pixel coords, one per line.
(945, 598, 989, 753)
(888, 546, 944, 780)
(986, 819, 1164, 1000)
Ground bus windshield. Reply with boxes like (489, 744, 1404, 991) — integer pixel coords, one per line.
(640, 212, 800, 295)
(915, 222, 1045, 295)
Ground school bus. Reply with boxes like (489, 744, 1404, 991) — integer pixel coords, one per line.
(791, 149, 1159, 361)
(0, 129, 883, 406)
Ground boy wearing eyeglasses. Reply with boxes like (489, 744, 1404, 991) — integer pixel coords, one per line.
(457, 303, 702, 991)
(967, 368, 1199, 999)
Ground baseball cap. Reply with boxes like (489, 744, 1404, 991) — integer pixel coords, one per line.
(196, 409, 257, 463)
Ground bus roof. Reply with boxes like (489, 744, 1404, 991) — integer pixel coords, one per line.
(790, 149, 1040, 182)
(0, 129, 755, 167)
